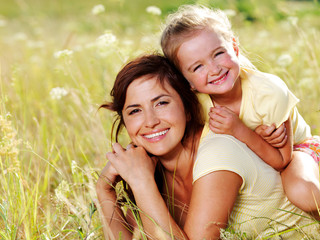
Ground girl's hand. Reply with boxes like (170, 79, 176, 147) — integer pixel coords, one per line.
(106, 143, 158, 189)
(255, 123, 287, 148)
(209, 106, 245, 138)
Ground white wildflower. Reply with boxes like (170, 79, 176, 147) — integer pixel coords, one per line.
(146, 6, 161, 15)
(86, 232, 95, 240)
(30, 55, 42, 64)
(96, 31, 117, 46)
(50, 87, 68, 100)
(53, 49, 73, 59)
(0, 19, 7, 27)
(71, 160, 78, 175)
(27, 40, 45, 49)
(288, 16, 298, 26)
(91, 4, 105, 15)
(223, 9, 236, 17)
(55, 180, 70, 201)
(298, 77, 313, 89)
(122, 39, 134, 46)
(277, 54, 293, 67)
(13, 32, 27, 41)
(257, 30, 269, 39)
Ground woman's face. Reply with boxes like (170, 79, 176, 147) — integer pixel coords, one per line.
(122, 75, 187, 159)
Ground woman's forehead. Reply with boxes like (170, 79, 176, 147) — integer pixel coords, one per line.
(128, 75, 173, 94)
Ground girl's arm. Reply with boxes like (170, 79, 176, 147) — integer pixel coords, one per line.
(209, 106, 292, 171)
(108, 143, 243, 240)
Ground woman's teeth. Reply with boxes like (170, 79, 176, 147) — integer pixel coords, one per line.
(145, 129, 169, 139)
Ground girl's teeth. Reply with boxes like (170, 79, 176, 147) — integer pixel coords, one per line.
(212, 73, 227, 84)
(145, 129, 168, 139)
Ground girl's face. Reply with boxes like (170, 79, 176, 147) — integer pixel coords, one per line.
(176, 28, 240, 96)
(122, 76, 187, 159)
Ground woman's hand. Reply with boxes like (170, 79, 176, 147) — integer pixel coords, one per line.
(96, 160, 119, 196)
(106, 143, 158, 190)
(255, 123, 287, 148)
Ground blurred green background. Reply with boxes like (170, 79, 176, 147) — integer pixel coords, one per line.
(0, 0, 319, 239)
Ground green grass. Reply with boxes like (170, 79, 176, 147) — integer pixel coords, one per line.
(0, 0, 319, 239)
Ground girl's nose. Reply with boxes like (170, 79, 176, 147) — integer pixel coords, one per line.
(208, 60, 221, 76)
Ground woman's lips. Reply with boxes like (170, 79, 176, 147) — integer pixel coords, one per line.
(144, 129, 169, 139)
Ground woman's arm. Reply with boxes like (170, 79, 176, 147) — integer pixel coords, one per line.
(96, 162, 134, 240)
(108, 143, 243, 240)
(209, 106, 293, 171)
(106, 143, 187, 239)
(184, 170, 242, 239)
(130, 170, 242, 240)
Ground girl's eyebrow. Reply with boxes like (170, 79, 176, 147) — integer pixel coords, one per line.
(125, 94, 170, 110)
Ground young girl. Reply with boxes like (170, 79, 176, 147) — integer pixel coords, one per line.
(161, 4, 320, 215)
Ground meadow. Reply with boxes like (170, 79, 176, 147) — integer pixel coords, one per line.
(0, 0, 319, 239)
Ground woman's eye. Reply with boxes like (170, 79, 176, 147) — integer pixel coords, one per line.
(128, 109, 140, 115)
(156, 101, 169, 106)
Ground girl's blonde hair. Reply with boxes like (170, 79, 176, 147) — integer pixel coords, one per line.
(161, 4, 255, 70)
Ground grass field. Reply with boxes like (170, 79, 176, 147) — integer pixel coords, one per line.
(0, 0, 319, 239)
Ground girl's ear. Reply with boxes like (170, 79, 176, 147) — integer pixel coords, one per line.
(232, 38, 239, 56)
(188, 81, 196, 91)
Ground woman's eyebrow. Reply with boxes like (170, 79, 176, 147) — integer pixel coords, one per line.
(125, 104, 140, 110)
(151, 94, 170, 102)
(125, 94, 170, 110)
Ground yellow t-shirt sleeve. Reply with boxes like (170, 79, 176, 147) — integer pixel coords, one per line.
(252, 73, 299, 128)
(193, 131, 248, 190)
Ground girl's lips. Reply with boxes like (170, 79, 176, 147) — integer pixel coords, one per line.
(209, 71, 228, 85)
(143, 129, 169, 139)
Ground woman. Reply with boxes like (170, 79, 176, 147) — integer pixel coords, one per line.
(96, 54, 318, 239)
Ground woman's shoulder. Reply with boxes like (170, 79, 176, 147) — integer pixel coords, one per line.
(193, 131, 261, 184)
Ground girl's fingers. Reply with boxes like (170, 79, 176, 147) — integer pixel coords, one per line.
(263, 124, 276, 136)
(271, 123, 285, 137)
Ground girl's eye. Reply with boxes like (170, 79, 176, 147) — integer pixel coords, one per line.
(128, 109, 140, 115)
(193, 64, 202, 72)
(214, 51, 224, 57)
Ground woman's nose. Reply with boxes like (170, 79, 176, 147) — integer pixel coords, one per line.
(144, 111, 160, 128)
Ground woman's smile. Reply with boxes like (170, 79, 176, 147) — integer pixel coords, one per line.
(143, 128, 169, 141)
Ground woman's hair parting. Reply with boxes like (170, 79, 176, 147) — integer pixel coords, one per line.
(100, 54, 204, 143)
(161, 4, 255, 70)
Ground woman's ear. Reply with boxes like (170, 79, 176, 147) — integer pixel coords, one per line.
(232, 38, 239, 56)
(186, 112, 192, 122)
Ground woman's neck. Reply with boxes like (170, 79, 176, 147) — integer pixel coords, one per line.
(159, 129, 202, 182)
